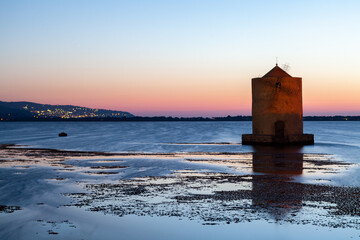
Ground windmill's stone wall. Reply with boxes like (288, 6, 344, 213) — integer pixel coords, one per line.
(252, 76, 303, 135)
(242, 66, 314, 145)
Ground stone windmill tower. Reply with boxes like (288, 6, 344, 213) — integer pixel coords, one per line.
(242, 64, 314, 145)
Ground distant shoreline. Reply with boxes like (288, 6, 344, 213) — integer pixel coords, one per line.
(1, 116, 360, 122)
(1, 101, 359, 122)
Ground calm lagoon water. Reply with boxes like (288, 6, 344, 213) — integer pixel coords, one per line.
(1, 121, 360, 239)
(0, 121, 360, 155)
(1, 121, 360, 184)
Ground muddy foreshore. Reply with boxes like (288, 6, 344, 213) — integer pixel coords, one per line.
(1, 143, 360, 235)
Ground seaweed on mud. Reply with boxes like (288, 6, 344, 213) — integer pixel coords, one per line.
(0, 205, 22, 213)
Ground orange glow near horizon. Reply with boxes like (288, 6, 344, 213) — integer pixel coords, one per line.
(2, 69, 360, 116)
(2, 64, 360, 117)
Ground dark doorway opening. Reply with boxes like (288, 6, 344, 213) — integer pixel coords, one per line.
(275, 121, 285, 138)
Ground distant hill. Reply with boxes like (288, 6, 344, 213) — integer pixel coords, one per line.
(0, 101, 134, 120)
(1, 101, 359, 121)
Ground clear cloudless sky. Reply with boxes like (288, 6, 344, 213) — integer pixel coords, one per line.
(1, 0, 360, 116)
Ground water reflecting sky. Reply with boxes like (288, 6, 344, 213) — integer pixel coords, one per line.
(1, 121, 360, 239)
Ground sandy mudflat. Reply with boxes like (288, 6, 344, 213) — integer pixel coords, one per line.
(0, 144, 360, 239)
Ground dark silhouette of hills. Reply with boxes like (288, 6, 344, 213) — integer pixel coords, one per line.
(0, 105, 33, 120)
(0, 101, 359, 121)
(0, 101, 134, 120)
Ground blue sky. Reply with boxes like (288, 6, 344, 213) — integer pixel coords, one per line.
(1, 0, 360, 116)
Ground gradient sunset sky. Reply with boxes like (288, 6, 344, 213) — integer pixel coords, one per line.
(1, 0, 360, 116)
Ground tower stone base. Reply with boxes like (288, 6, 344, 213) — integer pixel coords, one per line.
(242, 134, 314, 145)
